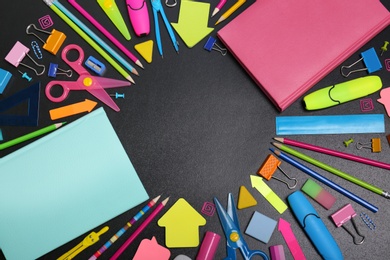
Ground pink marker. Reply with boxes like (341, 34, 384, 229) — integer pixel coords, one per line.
(126, 0, 150, 36)
(212, 0, 227, 17)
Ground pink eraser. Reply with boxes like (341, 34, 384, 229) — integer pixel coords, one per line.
(269, 245, 286, 260)
(301, 179, 336, 210)
(196, 231, 221, 260)
(5, 41, 29, 67)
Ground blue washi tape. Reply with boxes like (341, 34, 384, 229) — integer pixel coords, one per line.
(276, 114, 385, 135)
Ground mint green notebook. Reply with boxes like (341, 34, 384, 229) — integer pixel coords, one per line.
(0, 108, 148, 260)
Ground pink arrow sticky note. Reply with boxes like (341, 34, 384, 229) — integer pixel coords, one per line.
(132, 237, 170, 260)
(377, 87, 390, 117)
(278, 218, 306, 260)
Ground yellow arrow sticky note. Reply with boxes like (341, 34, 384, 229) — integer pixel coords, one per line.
(250, 175, 288, 214)
(171, 0, 214, 48)
(158, 198, 206, 248)
(134, 40, 154, 64)
(238, 185, 257, 209)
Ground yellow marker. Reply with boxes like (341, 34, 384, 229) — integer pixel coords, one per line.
(134, 40, 154, 64)
(57, 226, 109, 260)
(237, 185, 257, 209)
(215, 0, 246, 25)
(97, 0, 131, 40)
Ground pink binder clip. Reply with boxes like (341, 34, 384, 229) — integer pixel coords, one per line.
(5, 41, 45, 76)
(330, 204, 365, 245)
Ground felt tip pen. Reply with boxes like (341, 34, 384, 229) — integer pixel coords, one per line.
(303, 75, 382, 110)
(288, 191, 344, 260)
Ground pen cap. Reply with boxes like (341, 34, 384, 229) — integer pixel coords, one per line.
(288, 191, 343, 260)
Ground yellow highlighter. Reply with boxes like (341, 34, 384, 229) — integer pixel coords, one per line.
(303, 75, 382, 110)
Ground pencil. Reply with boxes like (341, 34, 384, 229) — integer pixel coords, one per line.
(272, 142, 390, 199)
(88, 195, 161, 260)
(215, 0, 246, 25)
(42, 0, 135, 83)
(270, 148, 378, 213)
(274, 137, 390, 171)
(68, 0, 144, 69)
(110, 197, 169, 260)
(0, 122, 65, 150)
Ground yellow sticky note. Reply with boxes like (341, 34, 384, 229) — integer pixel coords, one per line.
(134, 40, 154, 63)
(158, 198, 206, 248)
(237, 185, 257, 209)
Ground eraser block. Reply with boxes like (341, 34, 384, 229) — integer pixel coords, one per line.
(245, 211, 277, 243)
(0, 68, 12, 94)
(301, 179, 336, 210)
(269, 245, 286, 260)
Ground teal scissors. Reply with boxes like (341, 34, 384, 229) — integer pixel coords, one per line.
(214, 194, 269, 260)
(151, 0, 179, 57)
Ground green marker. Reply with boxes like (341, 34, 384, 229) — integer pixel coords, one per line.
(0, 122, 65, 151)
(303, 75, 382, 110)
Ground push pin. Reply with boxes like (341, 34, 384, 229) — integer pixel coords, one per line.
(5, 41, 45, 76)
(356, 138, 381, 153)
(380, 41, 389, 56)
(204, 36, 227, 56)
(110, 92, 125, 99)
(331, 204, 365, 245)
(341, 47, 382, 77)
(257, 154, 297, 189)
(26, 24, 66, 55)
(343, 138, 354, 147)
(18, 70, 32, 82)
(48, 63, 72, 78)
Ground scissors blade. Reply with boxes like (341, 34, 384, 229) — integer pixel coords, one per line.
(88, 88, 120, 112)
(227, 193, 241, 233)
(214, 196, 240, 240)
(92, 76, 132, 89)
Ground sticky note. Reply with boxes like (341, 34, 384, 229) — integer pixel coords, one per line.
(237, 185, 257, 209)
(245, 211, 277, 243)
(135, 40, 154, 63)
(133, 237, 170, 260)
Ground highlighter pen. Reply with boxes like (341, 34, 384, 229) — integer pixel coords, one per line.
(303, 75, 382, 110)
(288, 191, 343, 260)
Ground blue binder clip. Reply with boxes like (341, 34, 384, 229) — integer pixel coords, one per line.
(204, 36, 227, 56)
(48, 63, 72, 78)
(85, 56, 106, 75)
(341, 47, 382, 77)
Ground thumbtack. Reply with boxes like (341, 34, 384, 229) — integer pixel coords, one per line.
(110, 92, 125, 99)
(18, 70, 32, 81)
(343, 138, 354, 147)
(341, 47, 382, 77)
(258, 154, 297, 189)
(356, 138, 381, 153)
(380, 41, 389, 56)
(331, 204, 365, 245)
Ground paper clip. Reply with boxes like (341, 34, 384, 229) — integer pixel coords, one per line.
(356, 138, 381, 153)
(257, 154, 297, 189)
(331, 204, 365, 245)
(31, 41, 43, 59)
(204, 36, 227, 56)
(359, 212, 376, 230)
(26, 24, 66, 55)
(5, 41, 45, 76)
(341, 47, 382, 77)
(48, 63, 72, 78)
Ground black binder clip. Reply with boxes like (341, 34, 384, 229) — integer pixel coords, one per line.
(331, 204, 365, 245)
(204, 36, 227, 56)
(341, 47, 382, 77)
(26, 24, 66, 55)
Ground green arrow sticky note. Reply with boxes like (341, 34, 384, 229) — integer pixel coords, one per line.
(171, 0, 214, 48)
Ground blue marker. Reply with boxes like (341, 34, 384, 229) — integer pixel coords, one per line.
(288, 191, 344, 260)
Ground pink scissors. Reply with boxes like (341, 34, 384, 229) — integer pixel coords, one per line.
(45, 44, 131, 112)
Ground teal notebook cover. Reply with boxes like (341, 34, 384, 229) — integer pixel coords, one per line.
(0, 108, 149, 260)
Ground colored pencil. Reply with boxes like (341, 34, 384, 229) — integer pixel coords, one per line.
(110, 197, 170, 260)
(0, 122, 65, 150)
(68, 0, 144, 69)
(215, 0, 246, 25)
(88, 195, 161, 260)
(42, 0, 135, 83)
(272, 142, 390, 199)
(274, 137, 390, 171)
(270, 148, 378, 213)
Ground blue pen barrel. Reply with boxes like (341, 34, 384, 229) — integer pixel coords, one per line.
(288, 191, 344, 260)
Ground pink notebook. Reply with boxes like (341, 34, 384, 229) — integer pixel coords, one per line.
(217, 0, 390, 111)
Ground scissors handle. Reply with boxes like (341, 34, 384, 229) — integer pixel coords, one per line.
(245, 250, 269, 260)
(45, 80, 73, 102)
(61, 44, 88, 74)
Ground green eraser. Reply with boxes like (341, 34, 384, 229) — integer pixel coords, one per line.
(301, 179, 336, 210)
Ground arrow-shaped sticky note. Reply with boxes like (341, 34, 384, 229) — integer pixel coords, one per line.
(49, 99, 97, 120)
(171, 0, 214, 48)
(278, 218, 306, 260)
(250, 175, 288, 214)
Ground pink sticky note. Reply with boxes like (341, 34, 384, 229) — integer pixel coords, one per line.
(377, 88, 390, 117)
(133, 237, 170, 260)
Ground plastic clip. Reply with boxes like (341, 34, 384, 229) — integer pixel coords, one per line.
(204, 36, 227, 56)
(331, 204, 365, 245)
(26, 24, 66, 55)
(341, 47, 382, 77)
(356, 138, 381, 153)
(257, 154, 297, 189)
(5, 41, 45, 76)
(48, 63, 72, 78)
